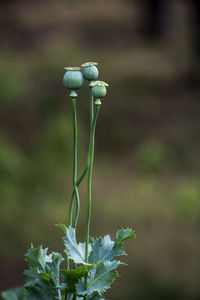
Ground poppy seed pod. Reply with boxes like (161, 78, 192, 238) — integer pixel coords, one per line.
(63, 67, 84, 90)
(91, 80, 109, 99)
(81, 62, 98, 81)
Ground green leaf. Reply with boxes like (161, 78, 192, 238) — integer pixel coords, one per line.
(116, 228, 136, 243)
(61, 266, 85, 293)
(55, 223, 67, 233)
(24, 245, 63, 300)
(63, 226, 92, 265)
(89, 228, 135, 264)
(1, 287, 27, 300)
(61, 265, 95, 293)
(77, 260, 120, 296)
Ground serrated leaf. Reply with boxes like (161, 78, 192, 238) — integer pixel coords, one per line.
(63, 226, 92, 265)
(24, 245, 63, 300)
(77, 260, 120, 296)
(112, 228, 136, 258)
(1, 287, 27, 300)
(116, 228, 136, 243)
(89, 228, 135, 264)
(24, 245, 52, 271)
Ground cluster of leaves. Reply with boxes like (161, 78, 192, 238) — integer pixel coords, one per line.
(1, 227, 135, 300)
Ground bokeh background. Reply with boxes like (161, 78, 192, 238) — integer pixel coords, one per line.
(1, 0, 200, 299)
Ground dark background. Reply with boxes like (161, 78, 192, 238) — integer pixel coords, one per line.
(1, 0, 200, 299)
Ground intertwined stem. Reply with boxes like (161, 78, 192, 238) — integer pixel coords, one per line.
(84, 103, 100, 292)
(68, 92, 94, 227)
(67, 92, 100, 298)
(71, 97, 80, 229)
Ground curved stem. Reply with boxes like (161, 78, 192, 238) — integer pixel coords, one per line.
(84, 104, 100, 291)
(68, 93, 94, 226)
(71, 98, 80, 228)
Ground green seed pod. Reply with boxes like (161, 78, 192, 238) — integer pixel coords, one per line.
(92, 85, 106, 98)
(81, 62, 99, 81)
(63, 67, 84, 90)
(91, 80, 109, 99)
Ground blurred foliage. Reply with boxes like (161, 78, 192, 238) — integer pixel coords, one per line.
(135, 140, 173, 173)
(0, 110, 86, 258)
(174, 182, 200, 224)
(0, 66, 25, 105)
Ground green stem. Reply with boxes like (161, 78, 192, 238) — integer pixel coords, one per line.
(65, 97, 80, 300)
(71, 98, 80, 228)
(90, 88, 94, 129)
(84, 104, 100, 291)
(85, 105, 100, 261)
(68, 93, 94, 227)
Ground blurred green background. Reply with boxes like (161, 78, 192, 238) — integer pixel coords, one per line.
(1, 0, 200, 299)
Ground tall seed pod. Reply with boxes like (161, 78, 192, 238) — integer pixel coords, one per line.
(63, 67, 84, 96)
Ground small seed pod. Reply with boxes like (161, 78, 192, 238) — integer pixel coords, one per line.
(81, 62, 99, 81)
(63, 67, 84, 90)
(90, 81, 109, 99)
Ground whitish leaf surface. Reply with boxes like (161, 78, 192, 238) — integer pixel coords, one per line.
(24, 245, 52, 271)
(63, 226, 92, 265)
(77, 260, 120, 296)
(89, 228, 135, 264)
(88, 235, 116, 264)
